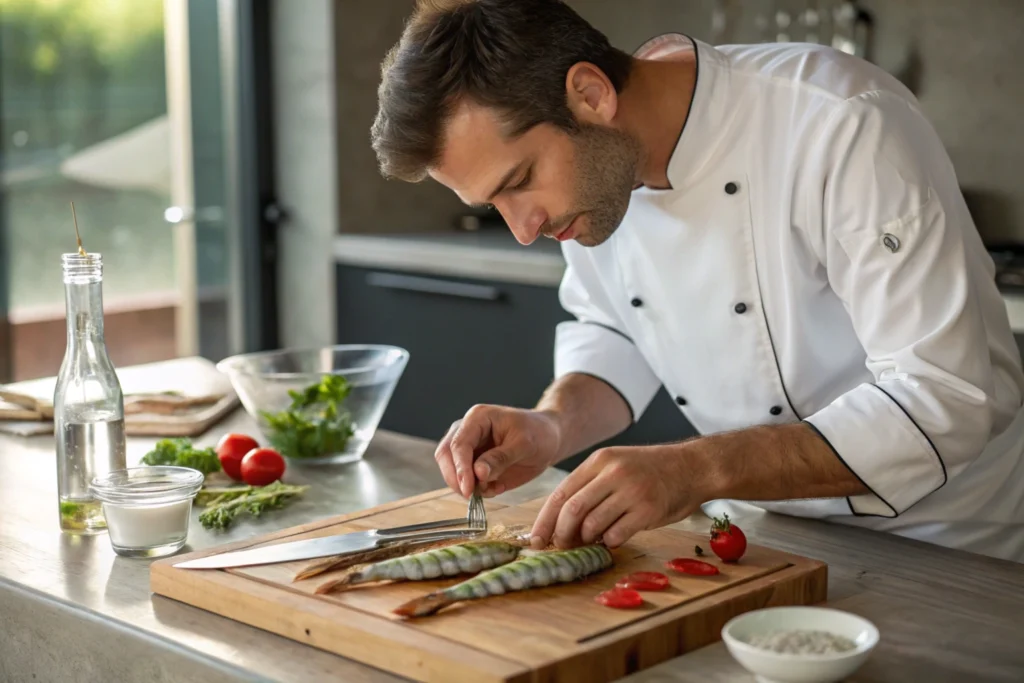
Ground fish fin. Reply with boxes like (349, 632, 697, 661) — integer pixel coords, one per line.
(392, 591, 457, 618)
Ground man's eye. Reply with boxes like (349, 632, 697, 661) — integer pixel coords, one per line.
(511, 168, 531, 190)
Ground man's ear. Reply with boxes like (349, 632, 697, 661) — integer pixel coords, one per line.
(565, 62, 618, 125)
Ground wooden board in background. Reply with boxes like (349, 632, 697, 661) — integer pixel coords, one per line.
(151, 489, 828, 683)
(0, 356, 239, 438)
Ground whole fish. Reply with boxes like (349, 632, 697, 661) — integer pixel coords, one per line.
(315, 540, 521, 594)
(392, 544, 613, 618)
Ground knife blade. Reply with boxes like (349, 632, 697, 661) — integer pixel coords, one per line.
(172, 527, 481, 570)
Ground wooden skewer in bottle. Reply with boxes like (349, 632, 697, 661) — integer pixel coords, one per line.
(71, 201, 86, 256)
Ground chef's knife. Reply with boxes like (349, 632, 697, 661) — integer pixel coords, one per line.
(172, 527, 482, 570)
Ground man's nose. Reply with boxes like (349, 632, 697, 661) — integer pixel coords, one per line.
(504, 203, 547, 245)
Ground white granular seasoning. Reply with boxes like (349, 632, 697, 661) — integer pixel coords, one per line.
(102, 499, 191, 549)
(747, 629, 857, 655)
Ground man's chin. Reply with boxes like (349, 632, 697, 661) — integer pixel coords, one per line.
(572, 217, 620, 247)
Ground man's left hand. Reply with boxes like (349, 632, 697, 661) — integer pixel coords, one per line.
(529, 443, 713, 549)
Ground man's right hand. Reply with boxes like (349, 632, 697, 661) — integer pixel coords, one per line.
(434, 404, 563, 498)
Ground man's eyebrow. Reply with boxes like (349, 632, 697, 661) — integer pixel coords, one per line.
(467, 161, 524, 208)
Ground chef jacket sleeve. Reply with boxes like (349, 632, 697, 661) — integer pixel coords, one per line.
(803, 90, 998, 517)
(553, 253, 662, 423)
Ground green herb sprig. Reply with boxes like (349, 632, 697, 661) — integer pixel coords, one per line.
(197, 481, 309, 530)
(140, 437, 221, 475)
(60, 500, 86, 525)
(258, 375, 355, 459)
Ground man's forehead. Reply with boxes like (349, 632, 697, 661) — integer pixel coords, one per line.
(430, 100, 524, 203)
(444, 98, 510, 142)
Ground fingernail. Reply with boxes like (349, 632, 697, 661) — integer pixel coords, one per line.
(477, 462, 491, 480)
(530, 535, 544, 549)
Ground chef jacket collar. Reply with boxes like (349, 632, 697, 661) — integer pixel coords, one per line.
(631, 34, 734, 194)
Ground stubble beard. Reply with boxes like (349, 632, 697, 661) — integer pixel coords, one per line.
(567, 123, 644, 247)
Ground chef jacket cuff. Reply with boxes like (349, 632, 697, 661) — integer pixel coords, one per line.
(803, 383, 946, 517)
(554, 320, 661, 423)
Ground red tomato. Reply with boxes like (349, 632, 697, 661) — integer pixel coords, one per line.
(710, 513, 747, 562)
(665, 558, 720, 576)
(595, 587, 644, 609)
(615, 571, 669, 591)
(240, 447, 286, 487)
(216, 433, 260, 481)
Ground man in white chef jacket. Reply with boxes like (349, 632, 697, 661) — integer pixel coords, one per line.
(371, 0, 1024, 562)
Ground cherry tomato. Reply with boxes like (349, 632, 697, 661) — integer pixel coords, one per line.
(666, 558, 721, 576)
(216, 433, 260, 481)
(710, 513, 747, 562)
(240, 447, 286, 486)
(595, 587, 644, 609)
(615, 571, 669, 591)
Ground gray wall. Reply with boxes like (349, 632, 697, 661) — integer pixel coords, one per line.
(333, 1, 466, 234)
(272, 0, 339, 348)
(324, 0, 1023, 242)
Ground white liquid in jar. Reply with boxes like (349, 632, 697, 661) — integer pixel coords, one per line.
(102, 499, 191, 549)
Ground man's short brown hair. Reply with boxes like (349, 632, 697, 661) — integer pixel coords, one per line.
(371, 0, 633, 182)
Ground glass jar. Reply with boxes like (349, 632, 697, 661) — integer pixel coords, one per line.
(90, 466, 203, 558)
(54, 252, 127, 534)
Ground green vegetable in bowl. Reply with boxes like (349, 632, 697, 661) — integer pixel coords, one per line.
(140, 437, 221, 476)
(259, 374, 355, 459)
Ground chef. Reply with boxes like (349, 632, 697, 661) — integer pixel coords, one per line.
(370, 0, 1024, 562)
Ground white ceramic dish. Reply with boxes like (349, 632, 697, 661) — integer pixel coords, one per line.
(722, 606, 879, 683)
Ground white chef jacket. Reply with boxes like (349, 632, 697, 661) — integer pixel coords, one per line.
(553, 34, 1024, 563)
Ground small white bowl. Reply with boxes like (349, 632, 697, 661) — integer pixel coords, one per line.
(722, 606, 879, 683)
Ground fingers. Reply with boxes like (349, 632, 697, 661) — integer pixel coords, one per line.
(449, 408, 492, 497)
(433, 421, 461, 495)
(600, 510, 647, 549)
(478, 480, 506, 498)
(551, 481, 615, 549)
(529, 464, 596, 548)
(577, 493, 629, 545)
(473, 446, 512, 485)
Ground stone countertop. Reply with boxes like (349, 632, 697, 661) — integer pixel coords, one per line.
(3, 357, 1023, 682)
(334, 231, 1024, 333)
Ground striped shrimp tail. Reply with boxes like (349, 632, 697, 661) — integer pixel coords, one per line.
(392, 591, 457, 618)
(314, 569, 373, 595)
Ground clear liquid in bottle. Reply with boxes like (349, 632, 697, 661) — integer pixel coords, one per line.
(57, 411, 126, 532)
(54, 251, 127, 534)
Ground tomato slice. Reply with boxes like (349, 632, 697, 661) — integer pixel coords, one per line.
(595, 587, 644, 609)
(666, 558, 720, 575)
(615, 571, 669, 591)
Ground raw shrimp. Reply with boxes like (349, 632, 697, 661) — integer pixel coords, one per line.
(315, 541, 521, 594)
(393, 544, 614, 617)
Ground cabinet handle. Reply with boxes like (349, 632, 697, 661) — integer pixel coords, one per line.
(365, 272, 503, 301)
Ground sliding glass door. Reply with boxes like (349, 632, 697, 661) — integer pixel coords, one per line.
(0, 0, 276, 382)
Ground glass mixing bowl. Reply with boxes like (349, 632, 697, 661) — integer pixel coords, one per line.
(216, 344, 409, 465)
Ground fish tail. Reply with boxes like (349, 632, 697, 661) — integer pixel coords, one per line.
(392, 591, 457, 618)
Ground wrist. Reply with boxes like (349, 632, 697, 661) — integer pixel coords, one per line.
(532, 408, 567, 466)
(670, 438, 732, 503)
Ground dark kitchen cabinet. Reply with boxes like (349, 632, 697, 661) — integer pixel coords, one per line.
(335, 264, 696, 471)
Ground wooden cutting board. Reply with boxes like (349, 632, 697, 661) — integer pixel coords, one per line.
(0, 356, 239, 437)
(151, 489, 828, 682)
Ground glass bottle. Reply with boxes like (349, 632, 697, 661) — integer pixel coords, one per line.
(54, 252, 127, 534)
